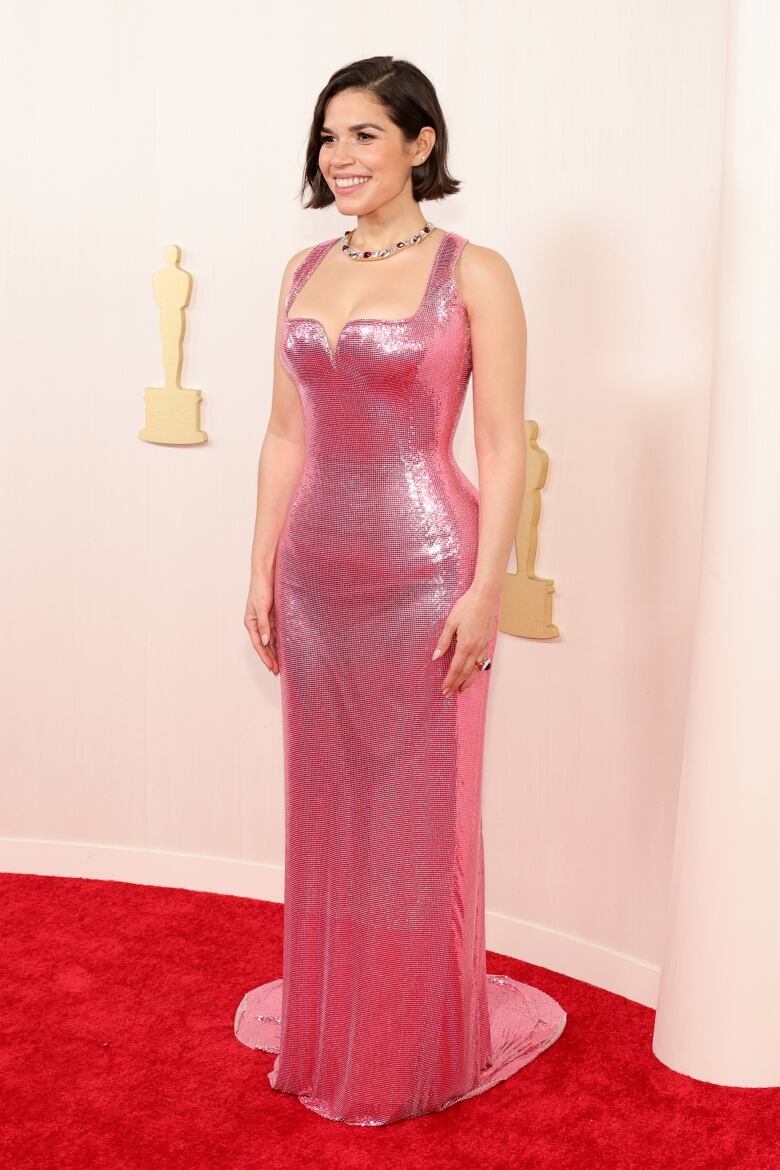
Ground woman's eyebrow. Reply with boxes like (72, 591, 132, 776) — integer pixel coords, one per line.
(320, 122, 385, 133)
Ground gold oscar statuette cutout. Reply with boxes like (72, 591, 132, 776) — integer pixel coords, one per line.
(499, 420, 558, 639)
(138, 245, 207, 445)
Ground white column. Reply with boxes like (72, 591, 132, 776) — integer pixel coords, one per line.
(653, 0, 780, 1085)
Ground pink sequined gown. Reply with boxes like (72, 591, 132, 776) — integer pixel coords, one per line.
(234, 230, 566, 1125)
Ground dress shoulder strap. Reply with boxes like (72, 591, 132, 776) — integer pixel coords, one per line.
(444, 230, 469, 259)
(284, 237, 340, 315)
(428, 231, 469, 298)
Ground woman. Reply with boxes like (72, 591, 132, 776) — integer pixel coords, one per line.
(235, 55, 566, 1126)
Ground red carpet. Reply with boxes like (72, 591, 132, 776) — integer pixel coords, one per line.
(1, 872, 777, 1169)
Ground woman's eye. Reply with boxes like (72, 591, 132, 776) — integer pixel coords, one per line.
(319, 132, 375, 145)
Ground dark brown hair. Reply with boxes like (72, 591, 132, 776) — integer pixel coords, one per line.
(299, 56, 461, 209)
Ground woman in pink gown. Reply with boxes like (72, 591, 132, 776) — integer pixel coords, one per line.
(236, 56, 566, 1126)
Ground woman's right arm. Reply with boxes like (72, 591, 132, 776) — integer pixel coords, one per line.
(244, 247, 313, 675)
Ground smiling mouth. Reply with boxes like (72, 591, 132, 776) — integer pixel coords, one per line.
(334, 176, 372, 191)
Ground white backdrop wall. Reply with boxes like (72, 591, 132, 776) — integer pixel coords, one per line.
(0, 0, 729, 1008)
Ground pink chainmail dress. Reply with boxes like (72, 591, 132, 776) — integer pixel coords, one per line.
(234, 230, 566, 1125)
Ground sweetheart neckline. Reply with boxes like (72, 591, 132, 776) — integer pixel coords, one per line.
(284, 230, 451, 363)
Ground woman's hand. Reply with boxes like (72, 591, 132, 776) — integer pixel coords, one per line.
(244, 571, 280, 675)
(433, 584, 498, 695)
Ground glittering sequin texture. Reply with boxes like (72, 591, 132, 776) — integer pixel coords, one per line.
(234, 231, 566, 1125)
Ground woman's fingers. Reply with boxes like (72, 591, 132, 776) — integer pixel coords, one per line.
(459, 659, 484, 692)
(442, 642, 480, 695)
(432, 617, 456, 663)
(244, 603, 280, 674)
(446, 646, 490, 695)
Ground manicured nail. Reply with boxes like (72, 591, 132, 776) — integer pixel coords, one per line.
(432, 647, 442, 660)
(261, 633, 269, 645)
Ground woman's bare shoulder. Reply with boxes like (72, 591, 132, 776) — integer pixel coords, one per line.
(458, 239, 517, 282)
(456, 239, 523, 314)
(458, 237, 523, 336)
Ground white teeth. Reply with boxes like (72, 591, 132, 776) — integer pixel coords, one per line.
(335, 176, 370, 188)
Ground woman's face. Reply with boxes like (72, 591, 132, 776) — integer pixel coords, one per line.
(318, 88, 433, 212)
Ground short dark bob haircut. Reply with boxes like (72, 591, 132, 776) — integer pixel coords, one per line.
(299, 56, 461, 209)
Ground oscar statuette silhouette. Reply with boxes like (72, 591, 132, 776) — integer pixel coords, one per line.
(139, 244, 207, 445)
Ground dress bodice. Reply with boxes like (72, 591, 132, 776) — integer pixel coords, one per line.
(281, 230, 472, 463)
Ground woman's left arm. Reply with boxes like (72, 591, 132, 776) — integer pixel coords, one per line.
(434, 244, 527, 695)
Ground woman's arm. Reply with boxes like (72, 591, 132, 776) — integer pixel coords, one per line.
(434, 243, 528, 695)
(244, 247, 313, 675)
(464, 243, 528, 597)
